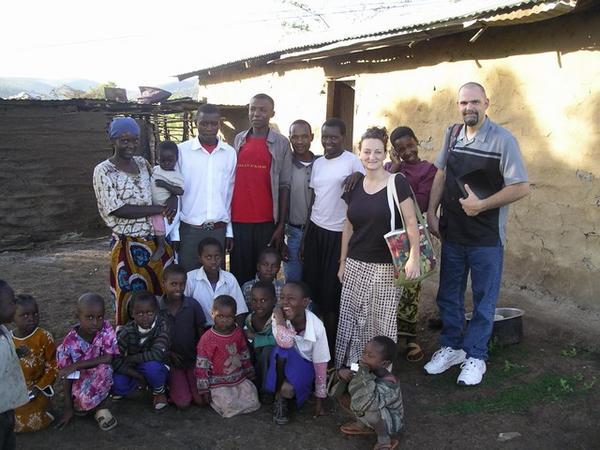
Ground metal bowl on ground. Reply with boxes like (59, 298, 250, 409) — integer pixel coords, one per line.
(465, 307, 524, 345)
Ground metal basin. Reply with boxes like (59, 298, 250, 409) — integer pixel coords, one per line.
(465, 307, 524, 345)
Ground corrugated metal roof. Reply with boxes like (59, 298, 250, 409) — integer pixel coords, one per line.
(176, 0, 577, 81)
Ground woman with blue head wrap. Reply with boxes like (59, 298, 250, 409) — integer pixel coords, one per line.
(92, 116, 175, 326)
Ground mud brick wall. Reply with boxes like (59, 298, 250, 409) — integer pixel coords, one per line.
(0, 103, 114, 248)
(196, 8, 600, 314)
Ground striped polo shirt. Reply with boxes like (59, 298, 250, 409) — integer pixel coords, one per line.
(435, 117, 528, 246)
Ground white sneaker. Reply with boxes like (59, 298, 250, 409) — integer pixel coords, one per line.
(424, 347, 467, 374)
(457, 357, 487, 386)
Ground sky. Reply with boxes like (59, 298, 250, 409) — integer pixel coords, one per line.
(1, 0, 516, 89)
(1, 0, 401, 88)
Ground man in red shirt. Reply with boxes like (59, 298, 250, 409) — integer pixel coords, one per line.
(231, 94, 292, 285)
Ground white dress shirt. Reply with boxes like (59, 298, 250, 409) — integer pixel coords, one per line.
(184, 267, 248, 324)
(177, 137, 237, 237)
(272, 309, 330, 364)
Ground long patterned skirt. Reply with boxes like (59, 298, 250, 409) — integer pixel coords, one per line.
(334, 258, 403, 368)
(110, 235, 174, 325)
(396, 282, 422, 338)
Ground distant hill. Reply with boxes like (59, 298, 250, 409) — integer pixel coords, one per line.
(0, 77, 197, 101)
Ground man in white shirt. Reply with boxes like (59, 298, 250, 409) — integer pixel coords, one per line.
(177, 104, 237, 272)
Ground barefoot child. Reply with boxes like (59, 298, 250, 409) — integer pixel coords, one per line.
(265, 281, 329, 425)
(56, 293, 119, 431)
(243, 281, 276, 400)
(158, 264, 207, 409)
(184, 238, 247, 326)
(112, 291, 170, 411)
(12, 294, 58, 432)
(337, 336, 404, 450)
(151, 140, 185, 261)
(195, 295, 260, 418)
(0, 280, 29, 448)
(241, 247, 284, 309)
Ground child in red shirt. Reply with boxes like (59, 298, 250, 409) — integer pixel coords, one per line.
(195, 295, 260, 418)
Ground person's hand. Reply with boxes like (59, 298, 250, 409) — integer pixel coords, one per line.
(459, 184, 485, 216)
(155, 179, 169, 189)
(342, 172, 363, 192)
(427, 211, 440, 239)
(404, 254, 421, 280)
(56, 408, 74, 430)
(314, 397, 326, 418)
(268, 224, 285, 250)
(170, 352, 185, 368)
(132, 370, 147, 389)
(30, 386, 43, 399)
(16, 345, 30, 358)
(299, 238, 305, 262)
(199, 392, 211, 405)
(272, 304, 285, 324)
(337, 260, 345, 284)
(225, 237, 234, 253)
(58, 363, 78, 380)
(280, 242, 289, 263)
(164, 195, 178, 223)
(247, 372, 257, 382)
(337, 368, 354, 382)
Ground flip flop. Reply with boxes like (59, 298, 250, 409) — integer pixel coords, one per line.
(406, 342, 424, 362)
(373, 439, 399, 450)
(94, 408, 118, 431)
(340, 421, 376, 435)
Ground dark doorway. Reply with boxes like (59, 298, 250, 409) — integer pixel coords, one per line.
(326, 80, 355, 151)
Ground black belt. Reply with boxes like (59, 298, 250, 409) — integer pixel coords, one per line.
(183, 221, 227, 230)
(288, 223, 304, 229)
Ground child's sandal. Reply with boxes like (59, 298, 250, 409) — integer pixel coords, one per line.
(340, 421, 376, 435)
(94, 408, 118, 431)
(373, 439, 399, 450)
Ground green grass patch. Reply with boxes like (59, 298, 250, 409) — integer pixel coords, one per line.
(438, 372, 596, 416)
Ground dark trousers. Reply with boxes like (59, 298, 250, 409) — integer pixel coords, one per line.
(230, 222, 275, 285)
(178, 222, 227, 273)
(302, 221, 342, 355)
(0, 410, 15, 450)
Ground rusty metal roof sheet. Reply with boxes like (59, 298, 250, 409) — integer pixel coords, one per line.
(176, 0, 577, 81)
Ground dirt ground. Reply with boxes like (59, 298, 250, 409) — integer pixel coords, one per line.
(2, 238, 598, 450)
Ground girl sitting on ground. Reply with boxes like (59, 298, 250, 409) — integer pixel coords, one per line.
(11, 294, 58, 432)
(243, 281, 277, 401)
(112, 291, 170, 411)
(265, 281, 330, 425)
(56, 293, 119, 431)
(337, 336, 404, 450)
(195, 295, 260, 418)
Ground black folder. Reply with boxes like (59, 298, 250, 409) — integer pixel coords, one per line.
(456, 169, 497, 199)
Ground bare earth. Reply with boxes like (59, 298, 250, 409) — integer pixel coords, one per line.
(2, 238, 598, 450)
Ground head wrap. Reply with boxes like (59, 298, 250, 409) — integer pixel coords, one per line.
(390, 126, 418, 144)
(108, 117, 140, 139)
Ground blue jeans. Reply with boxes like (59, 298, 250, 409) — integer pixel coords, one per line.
(112, 361, 169, 395)
(284, 225, 304, 282)
(436, 240, 503, 361)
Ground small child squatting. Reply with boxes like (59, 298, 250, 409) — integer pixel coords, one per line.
(336, 336, 404, 450)
(56, 293, 119, 431)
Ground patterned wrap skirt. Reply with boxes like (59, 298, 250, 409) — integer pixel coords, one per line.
(334, 258, 403, 368)
(110, 234, 174, 326)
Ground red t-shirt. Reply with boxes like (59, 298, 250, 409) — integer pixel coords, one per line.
(203, 143, 217, 154)
(231, 136, 273, 223)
